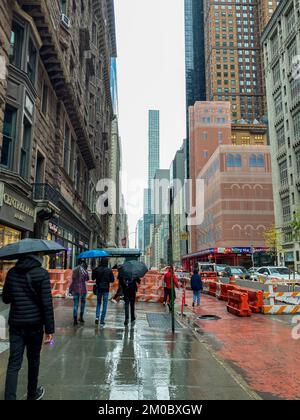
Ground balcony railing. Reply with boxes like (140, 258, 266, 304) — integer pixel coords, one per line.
(32, 183, 60, 206)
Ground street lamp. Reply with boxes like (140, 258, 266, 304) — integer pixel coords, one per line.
(128, 223, 138, 249)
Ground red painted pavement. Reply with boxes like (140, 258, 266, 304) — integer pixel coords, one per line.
(179, 290, 300, 400)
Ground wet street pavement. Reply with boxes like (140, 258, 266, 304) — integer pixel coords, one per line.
(0, 298, 258, 400)
(181, 291, 300, 400)
(1, 292, 300, 400)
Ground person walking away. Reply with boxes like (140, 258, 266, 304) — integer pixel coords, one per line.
(118, 271, 140, 326)
(69, 260, 89, 326)
(163, 267, 179, 311)
(2, 253, 55, 400)
(92, 257, 115, 325)
(191, 268, 203, 307)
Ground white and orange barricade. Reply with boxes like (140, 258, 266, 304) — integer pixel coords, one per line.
(263, 278, 300, 314)
(49, 269, 72, 298)
(136, 270, 164, 303)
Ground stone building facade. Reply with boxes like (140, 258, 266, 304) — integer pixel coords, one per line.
(262, 0, 300, 269)
(0, 0, 117, 272)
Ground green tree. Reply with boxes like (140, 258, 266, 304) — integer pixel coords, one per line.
(263, 225, 283, 265)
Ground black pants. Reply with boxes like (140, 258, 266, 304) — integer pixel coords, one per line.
(163, 287, 176, 303)
(124, 292, 136, 321)
(5, 326, 44, 400)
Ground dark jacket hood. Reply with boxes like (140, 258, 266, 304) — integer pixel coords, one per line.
(15, 256, 42, 273)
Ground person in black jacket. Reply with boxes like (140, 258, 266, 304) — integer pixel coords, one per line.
(92, 257, 115, 325)
(118, 271, 140, 326)
(2, 253, 55, 400)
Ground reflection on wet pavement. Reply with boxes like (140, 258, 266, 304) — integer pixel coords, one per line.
(0, 299, 258, 400)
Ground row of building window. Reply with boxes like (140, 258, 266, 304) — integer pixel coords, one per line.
(226, 154, 265, 168)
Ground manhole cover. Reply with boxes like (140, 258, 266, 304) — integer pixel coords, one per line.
(197, 315, 220, 321)
(146, 313, 183, 330)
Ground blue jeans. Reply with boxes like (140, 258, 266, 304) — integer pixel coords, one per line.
(96, 291, 109, 322)
(193, 290, 201, 305)
(73, 293, 87, 319)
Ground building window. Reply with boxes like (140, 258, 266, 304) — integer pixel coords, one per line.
(203, 132, 208, 141)
(20, 117, 32, 179)
(75, 157, 81, 192)
(27, 39, 37, 84)
(274, 93, 283, 116)
(226, 154, 241, 167)
(9, 20, 24, 69)
(282, 196, 291, 223)
(276, 126, 285, 149)
(272, 61, 280, 85)
(249, 154, 265, 168)
(218, 132, 223, 144)
(41, 83, 48, 115)
(1, 106, 17, 169)
(293, 111, 300, 141)
(63, 123, 71, 173)
(60, 0, 67, 14)
(296, 150, 300, 176)
(35, 152, 45, 184)
(279, 160, 288, 186)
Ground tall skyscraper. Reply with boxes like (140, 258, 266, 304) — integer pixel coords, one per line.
(144, 111, 160, 251)
(184, 0, 206, 177)
(204, 0, 267, 122)
(148, 110, 160, 188)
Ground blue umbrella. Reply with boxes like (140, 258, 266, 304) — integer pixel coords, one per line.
(78, 249, 109, 259)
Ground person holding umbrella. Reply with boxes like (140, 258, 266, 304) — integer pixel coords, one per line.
(118, 261, 148, 326)
(0, 238, 64, 400)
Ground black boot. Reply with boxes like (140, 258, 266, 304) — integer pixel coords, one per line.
(73, 317, 78, 326)
(79, 314, 85, 323)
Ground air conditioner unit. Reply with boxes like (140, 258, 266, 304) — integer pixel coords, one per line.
(61, 14, 71, 28)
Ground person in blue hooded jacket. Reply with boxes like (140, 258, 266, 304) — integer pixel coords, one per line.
(191, 268, 203, 307)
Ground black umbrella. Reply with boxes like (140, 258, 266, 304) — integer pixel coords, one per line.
(0, 239, 66, 260)
(119, 260, 148, 279)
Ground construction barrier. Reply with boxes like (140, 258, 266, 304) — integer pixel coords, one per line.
(200, 271, 218, 280)
(208, 280, 217, 297)
(216, 283, 236, 301)
(263, 280, 300, 314)
(227, 290, 251, 317)
(49, 269, 72, 298)
(235, 286, 264, 314)
(202, 279, 210, 294)
(136, 271, 164, 303)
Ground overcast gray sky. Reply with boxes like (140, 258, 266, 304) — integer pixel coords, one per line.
(115, 0, 186, 246)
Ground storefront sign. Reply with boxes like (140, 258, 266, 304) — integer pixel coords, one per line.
(0, 183, 35, 231)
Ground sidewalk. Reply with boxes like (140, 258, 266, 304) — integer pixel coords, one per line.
(179, 290, 300, 400)
(0, 299, 257, 400)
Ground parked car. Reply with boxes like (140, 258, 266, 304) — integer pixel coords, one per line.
(196, 263, 228, 276)
(253, 266, 300, 282)
(223, 266, 249, 280)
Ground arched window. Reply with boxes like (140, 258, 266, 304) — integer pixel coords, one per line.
(226, 153, 235, 167)
(235, 154, 241, 167)
(257, 154, 265, 167)
(75, 157, 81, 193)
(249, 154, 257, 167)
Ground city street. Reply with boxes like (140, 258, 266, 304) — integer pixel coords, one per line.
(1, 293, 300, 401)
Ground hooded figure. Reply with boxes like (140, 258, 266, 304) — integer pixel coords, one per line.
(2, 253, 54, 400)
